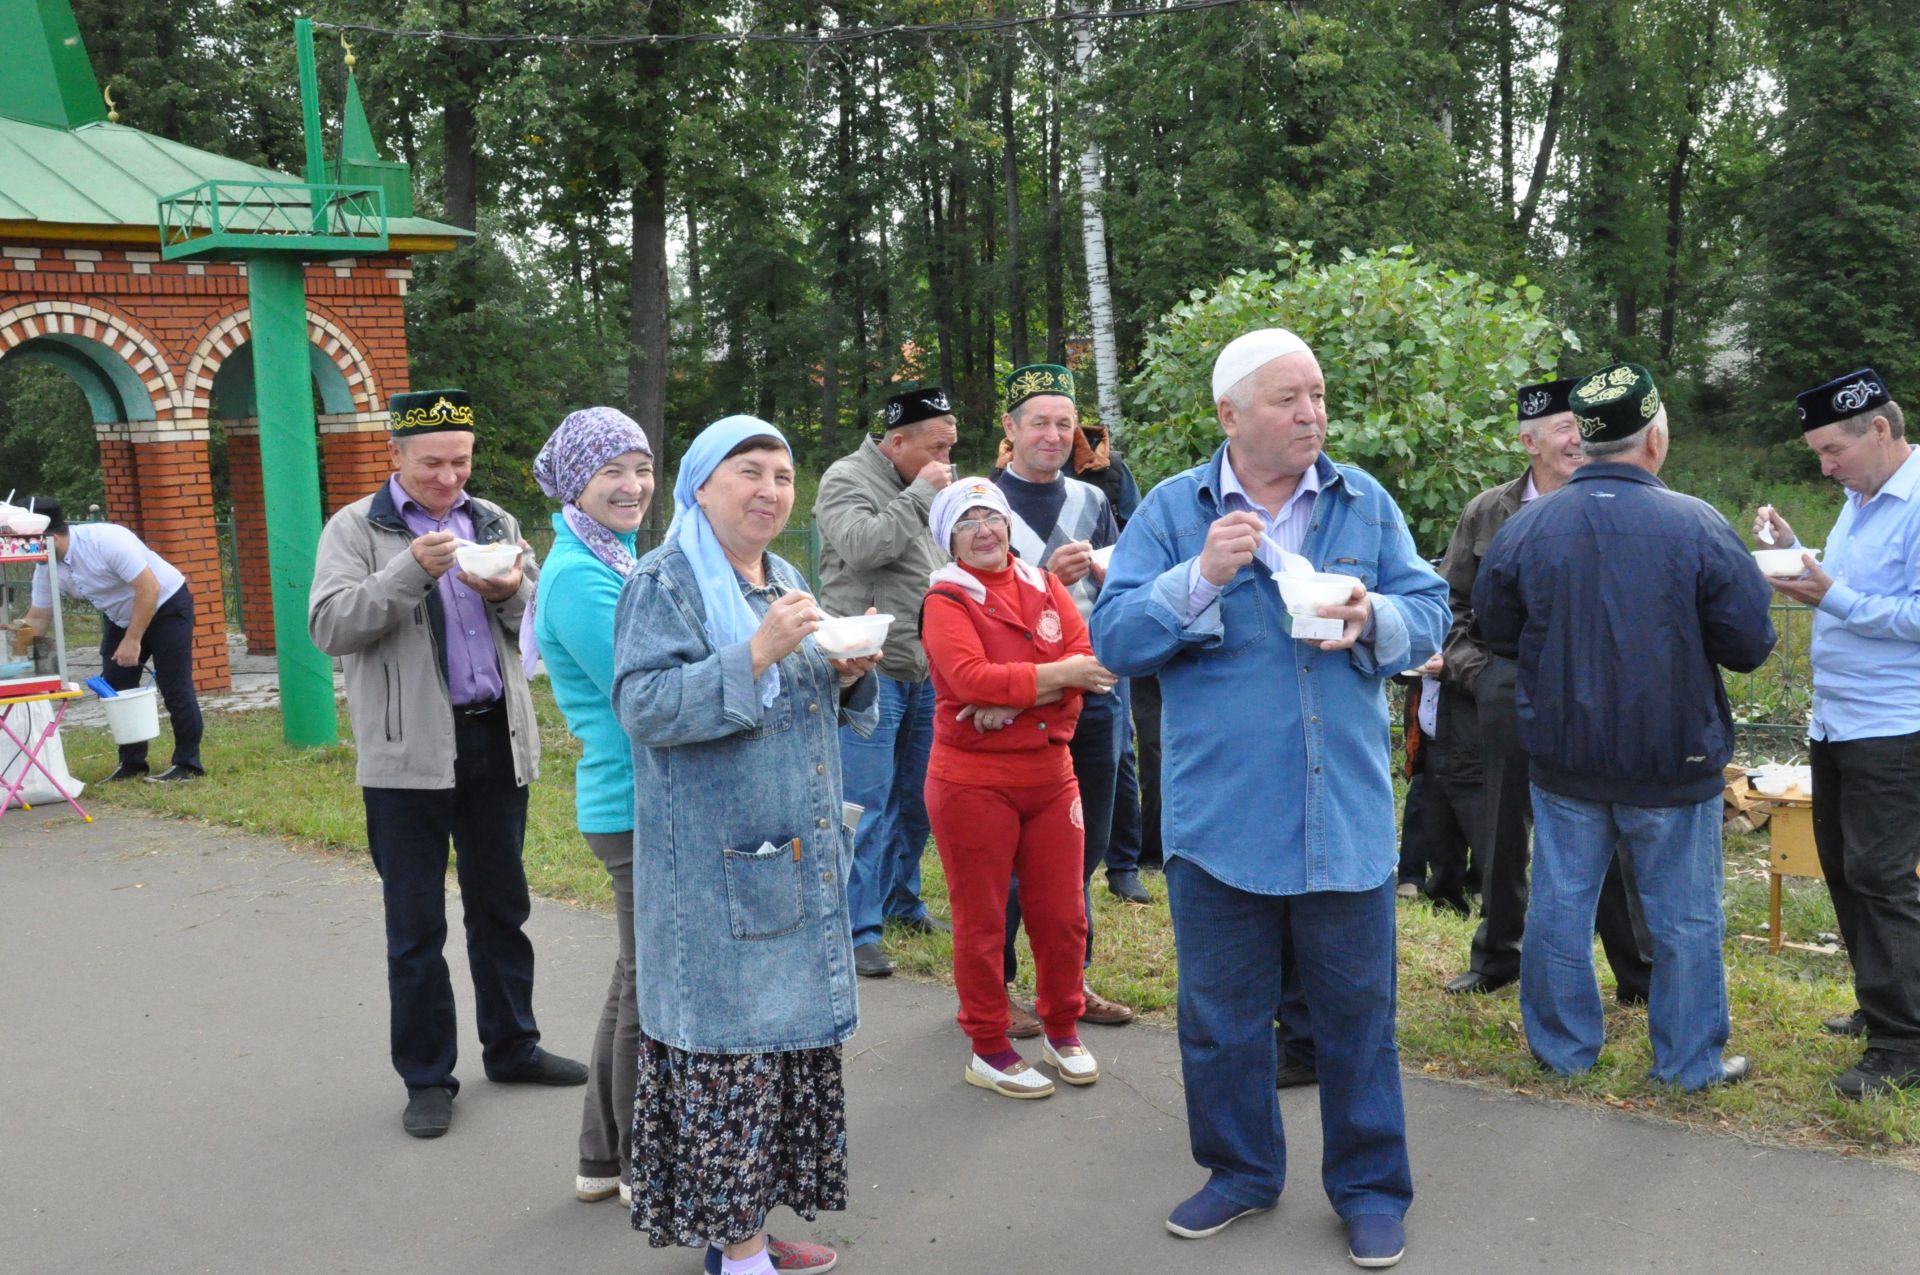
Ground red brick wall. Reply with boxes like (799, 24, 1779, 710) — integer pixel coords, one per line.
(0, 243, 422, 690)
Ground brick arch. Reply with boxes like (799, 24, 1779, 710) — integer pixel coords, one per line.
(181, 302, 383, 417)
(0, 300, 179, 420)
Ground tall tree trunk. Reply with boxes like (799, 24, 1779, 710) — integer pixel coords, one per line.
(685, 204, 704, 351)
(1002, 47, 1031, 368)
(1045, 51, 1066, 364)
(1499, 1, 1515, 216)
(626, 13, 673, 525)
(927, 165, 957, 394)
(1515, 12, 1572, 241)
(1073, 22, 1122, 434)
(629, 162, 669, 495)
(1660, 6, 1715, 366)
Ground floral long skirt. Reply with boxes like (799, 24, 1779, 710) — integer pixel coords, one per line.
(628, 1035, 848, 1248)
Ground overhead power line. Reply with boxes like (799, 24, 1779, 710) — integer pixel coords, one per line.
(314, 0, 1279, 49)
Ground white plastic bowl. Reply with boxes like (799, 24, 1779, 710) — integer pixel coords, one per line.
(1275, 571, 1360, 616)
(4, 511, 50, 534)
(1752, 547, 1820, 578)
(455, 541, 523, 579)
(813, 612, 893, 659)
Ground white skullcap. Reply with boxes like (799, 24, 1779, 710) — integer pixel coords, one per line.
(1211, 328, 1311, 403)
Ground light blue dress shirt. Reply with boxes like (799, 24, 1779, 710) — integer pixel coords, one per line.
(1799, 445, 1920, 742)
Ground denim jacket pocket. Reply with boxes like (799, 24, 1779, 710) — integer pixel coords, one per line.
(722, 837, 807, 940)
(1198, 573, 1268, 658)
(1326, 556, 1379, 590)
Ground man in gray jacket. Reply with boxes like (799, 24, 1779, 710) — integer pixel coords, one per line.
(813, 385, 957, 979)
(309, 389, 584, 1140)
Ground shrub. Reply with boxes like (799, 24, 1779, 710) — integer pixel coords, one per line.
(1125, 242, 1581, 549)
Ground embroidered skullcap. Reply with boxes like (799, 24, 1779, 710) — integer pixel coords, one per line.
(1569, 363, 1663, 443)
(1797, 368, 1892, 432)
(1516, 377, 1578, 422)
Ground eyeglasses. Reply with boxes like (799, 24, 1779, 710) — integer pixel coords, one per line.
(955, 514, 1009, 534)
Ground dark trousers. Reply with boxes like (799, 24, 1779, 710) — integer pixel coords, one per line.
(362, 705, 540, 1094)
(1105, 728, 1144, 875)
(579, 830, 638, 1180)
(100, 586, 203, 771)
(1419, 772, 1479, 911)
(1132, 675, 1164, 868)
(1812, 731, 1920, 1055)
(1470, 658, 1652, 1000)
(1006, 686, 1122, 979)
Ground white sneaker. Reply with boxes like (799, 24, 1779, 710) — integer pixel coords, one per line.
(619, 1180, 631, 1207)
(575, 1174, 619, 1202)
(964, 1053, 1056, 1099)
(1042, 1039, 1100, 1085)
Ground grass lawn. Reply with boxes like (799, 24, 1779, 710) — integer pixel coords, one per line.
(56, 685, 1918, 1169)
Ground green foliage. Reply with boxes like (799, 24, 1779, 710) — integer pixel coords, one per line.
(1126, 243, 1580, 550)
(0, 362, 104, 511)
(1747, 0, 1920, 411)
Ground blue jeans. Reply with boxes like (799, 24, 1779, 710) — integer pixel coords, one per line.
(1523, 786, 1728, 1090)
(839, 673, 934, 948)
(1166, 859, 1412, 1219)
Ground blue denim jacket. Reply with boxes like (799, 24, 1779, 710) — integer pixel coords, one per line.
(613, 542, 878, 1053)
(1090, 446, 1449, 895)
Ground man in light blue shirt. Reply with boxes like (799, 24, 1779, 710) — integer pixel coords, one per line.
(1757, 367, 1920, 1099)
(1091, 328, 1448, 1269)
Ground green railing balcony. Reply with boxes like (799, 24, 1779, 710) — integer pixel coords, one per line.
(157, 180, 388, 260)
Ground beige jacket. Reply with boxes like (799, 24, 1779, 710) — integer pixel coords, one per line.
(308, 483, 540, 790)
(812, 437, 947, 683)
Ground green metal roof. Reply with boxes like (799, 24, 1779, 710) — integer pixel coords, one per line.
(0, 115, 467, 245)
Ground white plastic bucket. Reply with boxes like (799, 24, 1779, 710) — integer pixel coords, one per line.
(102, 686, 161, 745)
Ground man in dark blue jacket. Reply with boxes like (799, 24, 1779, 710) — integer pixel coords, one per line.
(1474, 363, 1775, 1092)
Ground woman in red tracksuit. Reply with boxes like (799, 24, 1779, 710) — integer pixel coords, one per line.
(919, 477, 1118, 1100)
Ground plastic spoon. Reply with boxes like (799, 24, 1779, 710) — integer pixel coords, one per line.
(1261, 530, 1315, 577)
(1756, 504, 1776, 545)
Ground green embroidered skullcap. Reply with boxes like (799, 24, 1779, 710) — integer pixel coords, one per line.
(1004, 363, 1075, 413)
(390, 388, 475, 436)
(1568, 363, 1662, 443)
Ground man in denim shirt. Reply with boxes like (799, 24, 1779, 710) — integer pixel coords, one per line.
(1092, 329, 1448, 1270)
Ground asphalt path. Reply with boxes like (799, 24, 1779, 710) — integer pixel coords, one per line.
(3, 807, 1915, 1274)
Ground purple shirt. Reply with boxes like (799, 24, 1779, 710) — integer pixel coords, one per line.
(388, 477, 505, 707)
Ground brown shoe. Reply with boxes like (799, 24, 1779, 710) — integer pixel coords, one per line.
(1007, 995, 1043, 1039)
(1079, 981, 1135, 1026)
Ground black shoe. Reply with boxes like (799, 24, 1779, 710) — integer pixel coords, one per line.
(101, 762, 149, 783)
(854, 942, 894, 978)
(1700, 1055, 1751, 1089)
(1823, 1008, 1868, 1038)
(1274, 1057, 1319, 1089)
(1831, 1048, 1920, 1100)
(1107, 869, 1151, 905)
(1426, 891, 1472, 919)
(145, 764, 205, 783)
(895, 914, 952, 936)
(1617, 989, 1649, 1008)
(403, 1086, 454, 1138)
(1444, 970, 1514, 995)
(487, 1048, 588, 1086)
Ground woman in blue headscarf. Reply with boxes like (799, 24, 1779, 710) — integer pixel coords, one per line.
(612, 416, 879, 1275)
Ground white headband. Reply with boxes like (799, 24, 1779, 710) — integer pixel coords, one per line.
(1212, 328, 1311, 403)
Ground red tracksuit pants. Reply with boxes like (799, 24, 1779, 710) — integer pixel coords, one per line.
(926, 772, 1089, 1054)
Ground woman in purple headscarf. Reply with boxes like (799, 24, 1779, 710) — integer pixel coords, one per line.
(524, 406, 655, 1208)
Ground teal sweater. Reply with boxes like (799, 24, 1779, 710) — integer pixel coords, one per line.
(533, 514, 635, 833)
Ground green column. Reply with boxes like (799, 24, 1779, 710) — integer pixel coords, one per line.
(246, 255, 337, 747)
